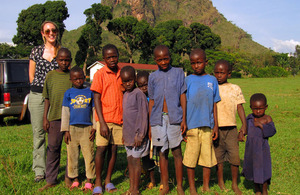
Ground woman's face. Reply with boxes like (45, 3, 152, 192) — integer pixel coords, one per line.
(41, 22, 58, 44)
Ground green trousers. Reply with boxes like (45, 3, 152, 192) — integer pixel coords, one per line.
(28, 91, 46, 176)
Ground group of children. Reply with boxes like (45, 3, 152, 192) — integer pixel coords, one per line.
(38, 44, 276, 195)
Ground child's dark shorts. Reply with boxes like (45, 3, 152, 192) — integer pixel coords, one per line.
(214, 126, 240, 166)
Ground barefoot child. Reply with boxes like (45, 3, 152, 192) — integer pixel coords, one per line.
(148, 45, 186, 195)
(243, 93, 276, 195)
(183, 48, 220, 194)
(39, 48, 72, 191)
(121, 66, 150, 195)
(90, 44, 123, 194)
(137, 71, 156, 189)
(61, 66, 96, 192)
(213, 60, 246, 194)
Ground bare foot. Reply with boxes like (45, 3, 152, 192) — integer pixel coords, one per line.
(189, 188, 198, 195)
(131, 190, 140, 195)
(255, 192, 262, 195)
(177, 186, 185, 195)
(159, 186, 169, 195)
(232, 185, 242, 195)
(38, 183, 56, 192)
(65, 176, 72, 188)
(202, 186, 210, 192)
(218, 182, 228, 191)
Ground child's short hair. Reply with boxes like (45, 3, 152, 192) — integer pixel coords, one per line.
(250, 93, 267, 105)
(70, 66, 84, 76)
(215, 59, 232, 72)
(190, 48, 206, 59)
(57, 47, 71, 58)
(102, 44, 119, 57)
(153, 45, 170, 56)
(121, 65, 136, 78)
(137, 71, 149, 80)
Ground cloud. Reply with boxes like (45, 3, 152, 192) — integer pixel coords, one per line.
(272, 39, 300, 54)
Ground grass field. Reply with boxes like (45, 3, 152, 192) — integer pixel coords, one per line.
(0, 76, 299, 194)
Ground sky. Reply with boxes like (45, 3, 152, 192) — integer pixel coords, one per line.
(0, 0, 299, 54)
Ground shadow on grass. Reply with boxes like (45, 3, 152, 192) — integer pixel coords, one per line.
(0, 116, 30, 127)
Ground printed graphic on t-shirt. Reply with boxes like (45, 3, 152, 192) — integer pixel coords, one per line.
(71, 95, 91, 109)
(207, 82, 213, 90)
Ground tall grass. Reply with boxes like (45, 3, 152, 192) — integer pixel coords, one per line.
(0, 76, 299, 194)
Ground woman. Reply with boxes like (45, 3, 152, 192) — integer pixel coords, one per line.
(28, 21, 60, 182)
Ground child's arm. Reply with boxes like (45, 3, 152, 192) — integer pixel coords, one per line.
(89, 107, 96, 142)
(134, 94, 149, 147)
(237, 104, 247, 141)
(212, 102, 218, 140)
(61, 106, 71, 144)
(94, 92, 109, 138)
(148, 99, 154, 140)
(180, 93, 187, 135)
(262, 115, 276, 138)
(43, 98, 50, 133)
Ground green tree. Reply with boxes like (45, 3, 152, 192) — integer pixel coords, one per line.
(75, 3, 112, 74)
(190, 22, 221, 51)
(291, 45, 300, 76)
(13, 1, 69, 46)
(153, 20, 188, 67)
(107, 16, 155, 63)
(153, 20, 221, 68)
(0, 43, 31, 59)
(295, 45, 300, 57)
(272, 53, 290, 69)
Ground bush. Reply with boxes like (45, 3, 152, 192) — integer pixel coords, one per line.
(251, 66, 289, 78)
(231, 71, 242, 78)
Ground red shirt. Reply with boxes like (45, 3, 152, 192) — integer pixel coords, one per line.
(90, 65, 123, 125)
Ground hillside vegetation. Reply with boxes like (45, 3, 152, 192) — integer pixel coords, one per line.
(101, 0, 269, 55)
(60, 0, 299, 77)
(62, 0, 270, 63)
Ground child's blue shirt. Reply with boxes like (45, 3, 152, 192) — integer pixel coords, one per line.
(148, 66, 187, 126)
(62, 87, 94, 126)
(186, 74, 220, 130)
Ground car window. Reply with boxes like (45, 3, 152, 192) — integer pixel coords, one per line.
(5, 61, 29, 83)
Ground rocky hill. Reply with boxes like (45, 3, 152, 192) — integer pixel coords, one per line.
(101, 0, 269, 54)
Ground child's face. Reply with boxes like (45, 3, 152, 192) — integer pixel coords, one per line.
(154, 49, 171, 71)
(250, 100, 268, 118)
(190, 53, 207, 75)
(214, 63, 230, 84)
(137, 76, 148, 95)
(121, 72, 135, 92)
(103, 49, 119, 71)
(56, 52, 71, 72)
(70, 71, 85, 89)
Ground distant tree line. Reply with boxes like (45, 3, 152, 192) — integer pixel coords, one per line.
(1, 1, 299, 77)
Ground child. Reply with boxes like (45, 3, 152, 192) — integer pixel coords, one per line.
(213, 60, 246, 194)
(90, 44, 123, 194)
(39, 48, 72, 191)
(61, 66, 96, 192)
(243, 93, 276, 195)
(183, 48, 220, 194)
(148, 45, 186, 195)
(121, 66, 149, 195)
(137, 71, 156, 189)
(137, 71, 150, 101)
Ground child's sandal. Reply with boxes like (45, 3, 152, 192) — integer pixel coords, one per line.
(146, 182, 155, 189)
(70, 181, 80, 190)
(82, 182, 93, 192)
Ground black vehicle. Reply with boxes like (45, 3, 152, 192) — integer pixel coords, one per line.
(0, 59, 30, 122)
